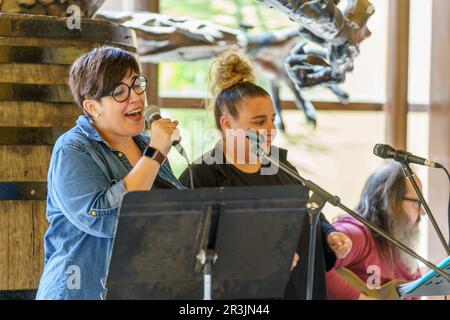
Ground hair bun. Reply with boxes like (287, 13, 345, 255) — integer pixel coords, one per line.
(210, 50, 256, 95)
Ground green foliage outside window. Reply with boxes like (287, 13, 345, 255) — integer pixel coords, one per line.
(159, 0, 295, 97)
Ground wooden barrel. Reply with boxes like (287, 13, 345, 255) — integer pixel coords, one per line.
(0, 0, 106, 18)
(0, 13, 137, 292)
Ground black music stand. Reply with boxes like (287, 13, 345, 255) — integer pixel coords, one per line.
(105, 185, 309, 300)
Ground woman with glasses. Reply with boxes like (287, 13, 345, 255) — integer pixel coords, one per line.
(36, 46, 183, 300)
(326, 161, 425, 300)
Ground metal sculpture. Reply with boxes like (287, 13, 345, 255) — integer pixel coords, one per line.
(97, 1, 374, 129)
(95, 11, 245, 62)
(258, 0, 375, 126)
(0, 0, 374, 130)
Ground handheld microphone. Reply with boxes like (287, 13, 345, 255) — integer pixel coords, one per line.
(144, 105, 188, 159)
(144, 105, 194, 189)
(373, 143, 442, 168)
(245, 129, 266, 156)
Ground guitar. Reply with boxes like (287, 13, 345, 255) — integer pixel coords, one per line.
(336, 268, 408, 300)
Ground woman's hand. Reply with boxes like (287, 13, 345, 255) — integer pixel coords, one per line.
(291, 253, 300, 271)
(327, 231, 352, 259)
(149, 118, 180, 156)
(358, 293, 378, 300)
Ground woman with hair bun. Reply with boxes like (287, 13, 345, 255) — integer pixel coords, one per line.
(180, 50, 352, 299)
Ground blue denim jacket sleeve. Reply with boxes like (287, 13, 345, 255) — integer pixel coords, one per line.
(50, 144, 127, 239)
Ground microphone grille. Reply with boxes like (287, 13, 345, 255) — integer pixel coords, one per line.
(373, 143, 393, 159)
(144, 104, 161, 121)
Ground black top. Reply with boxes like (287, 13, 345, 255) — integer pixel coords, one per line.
(153, 175, 179, 189)
(179, 144, 336, 300)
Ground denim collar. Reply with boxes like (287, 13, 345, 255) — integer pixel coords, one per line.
(75, 115, 182, 189)
(76, 115, 104, 143)
(76, 115, 150, 150)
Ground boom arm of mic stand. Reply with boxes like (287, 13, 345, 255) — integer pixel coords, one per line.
(260, 150, 450, 282)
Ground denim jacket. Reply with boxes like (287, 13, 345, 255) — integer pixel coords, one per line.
(36, 115, 184, 300)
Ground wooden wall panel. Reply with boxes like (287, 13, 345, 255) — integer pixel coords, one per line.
(385, 0, 410, 149)
(428, 0, 450, 266)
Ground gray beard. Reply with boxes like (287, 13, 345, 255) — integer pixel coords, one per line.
(390, 215, 421, 273)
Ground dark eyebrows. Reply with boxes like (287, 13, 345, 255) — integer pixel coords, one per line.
(120, 74, 139, 86)
(251, 113, 276, 120)
(251, 115, 266, 120)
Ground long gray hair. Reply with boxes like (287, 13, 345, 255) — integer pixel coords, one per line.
(355, 162, 408, 256)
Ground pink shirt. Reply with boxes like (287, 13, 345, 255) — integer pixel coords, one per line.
(326, 216, 421, 300)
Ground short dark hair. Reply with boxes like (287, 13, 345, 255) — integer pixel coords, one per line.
(69, 46, 140, 110)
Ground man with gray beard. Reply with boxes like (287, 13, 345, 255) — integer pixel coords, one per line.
(390, 199, 422, 273)
(325, 162, 425, 300)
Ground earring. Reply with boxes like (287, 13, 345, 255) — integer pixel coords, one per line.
(89, 114, 99, 123)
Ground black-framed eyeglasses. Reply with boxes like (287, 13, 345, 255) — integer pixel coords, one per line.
(403, 197, 422, 211)
(106, 75, 147, 103)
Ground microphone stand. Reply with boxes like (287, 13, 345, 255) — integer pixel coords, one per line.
(255, 147, 450, 299)
(442, 168, 450, 242)
(401, 163, 450, 255)
(176, 145, 195, 190)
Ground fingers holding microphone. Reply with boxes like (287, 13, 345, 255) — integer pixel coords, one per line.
(149, 118, 180, 156)
(145, 105, 187, 159)
(170, 120, 181, 143)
